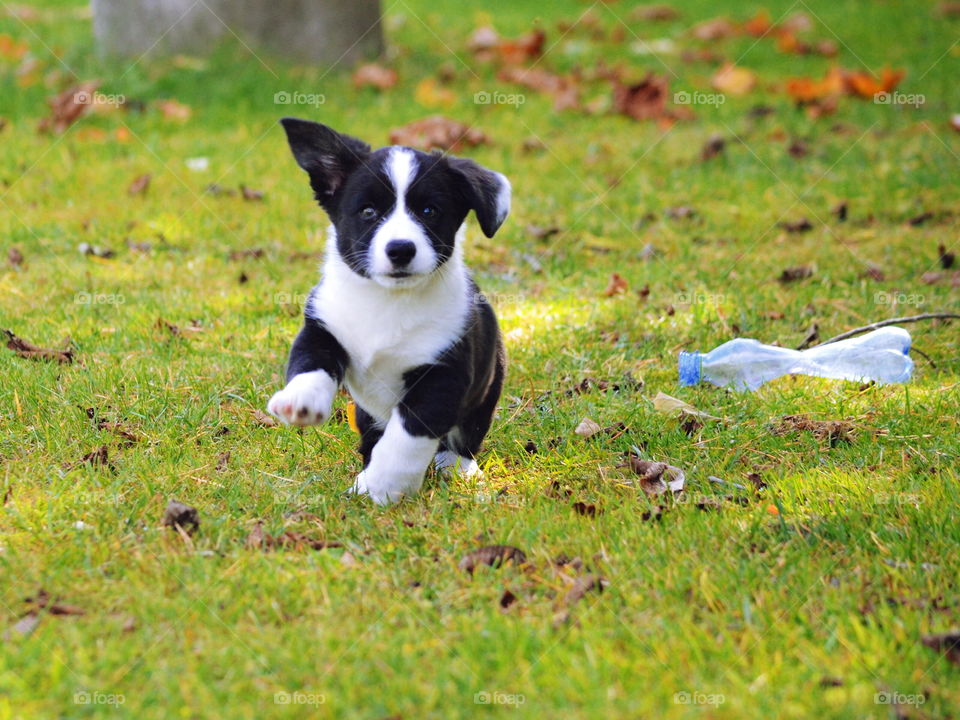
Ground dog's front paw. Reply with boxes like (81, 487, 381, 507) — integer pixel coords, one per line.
(434, 451, 482, 479)
(349, 469, 423, 505)
(266, 370, 336, 426)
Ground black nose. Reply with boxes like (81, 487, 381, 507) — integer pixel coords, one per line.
(385, 240, 417, 266)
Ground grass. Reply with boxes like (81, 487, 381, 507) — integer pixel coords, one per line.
(1, 0, 959, 717)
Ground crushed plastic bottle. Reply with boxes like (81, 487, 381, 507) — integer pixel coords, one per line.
(679, 327, 913, 391)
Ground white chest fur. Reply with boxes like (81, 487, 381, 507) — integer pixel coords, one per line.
(307, 227, 471, 422)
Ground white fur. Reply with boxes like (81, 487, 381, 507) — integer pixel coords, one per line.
(267, 370, 337, 426)
(369, 149, 437, 283)
(350, 409, 439, 504)
(308, 225, 470, 422)
(434, 450, 481, 478)
(492, 171, 511, 227)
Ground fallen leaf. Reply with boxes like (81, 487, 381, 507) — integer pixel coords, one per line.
(652, 392, 721, 421)
(572, 501, 601, 517)
(228, 248, 265, 261)
(162, 500, 200, 534)
(128, 173, 151, 196)
(845, 67, 905, 99)
(388, 116, 488, 151)
(458, 545, 527, 574)
(526, 224, 560, 240)
(38, 81, 99, 133)
(712, 63, 756, 96)
(240, 185, 265, 201)
(466, 26, 500, 55)
(78, 242, 115, 258)
(921, 632, 960, 666)
(780, 218, 813, 233)
(796, 322, 820, 350)
(499, 589, 518, 610)
(246, 521, 343, 551)
(5, 614, 40, 640)
(498, 66, 580, 111)
(832, 201, 848, 221)
(7, 247, 23, 266)
(691, 17, 737, 41)
(252, 409, 277, 427)
(352, 63, 398, 90)
(603, 272, 629, 296)
(951, 114, 960, 133)
(611, 73, 682, 124)
(63, 445, 109, 471)
(3, 329, 73, 363)
(700, 134, 725, 161)
(860, 262, 884, 281)
(156, 99, 192, 121)
(414, 77, 456, 109)
(215, 451, 230, 472)
(563, 574, 605, 606)
(496, 28, 546, 65)
(155, 318, 181, 336)
(743, 9, 773, 36)
(787, 139, 809, 158)
(778, 265, 814, 283)
(632, 5, 680, 22)
(939, 243, 956, 269)
(624, 454, 686, 495)
(772, 415, 855, 446)
(574, 417, 602, 438)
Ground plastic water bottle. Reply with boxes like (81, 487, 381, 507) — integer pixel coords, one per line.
(678, 327, 914, 391)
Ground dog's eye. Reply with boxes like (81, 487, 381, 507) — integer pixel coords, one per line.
(420, 205, 438, 218)
(359, 206, 378, 220)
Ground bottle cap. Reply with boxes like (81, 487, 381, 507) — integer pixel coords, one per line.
(678, 351, 702, 386)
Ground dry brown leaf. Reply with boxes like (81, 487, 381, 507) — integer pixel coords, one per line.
(458, 545, 527, 575)
(603, 272, 629, 296)
(8, 247, 23, 266)
(3, 329, 73, 363)
(240, 185, 265, 201)
(352, 63, 398, 90)
(742, 9, 773, 36)
(780, 218, 814, 233)
(921, 632, 960, 666)
(611, 73, 666, 121)
(62, 445, 109, 471)
(652, 392, 721, 421)
(388, 116, 488, 151)
(128, 173, 151, 196)
(162, 500, 200, 534)
(691, 17, 737, 41)
(772, 415, 855, 446)
(38, 81, 99, 133)
(632, 5, 680, 22)
(625, 455, 686, 495)
(778, 265, 814, 282)
(252, 409, 278, 427)
(498, 66, 580, 111)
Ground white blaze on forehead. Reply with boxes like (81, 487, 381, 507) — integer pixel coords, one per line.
(386, 147, 417, 202)
(368, 148, 436, 283)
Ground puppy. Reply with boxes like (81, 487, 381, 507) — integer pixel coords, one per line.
(267, 118, 509, 504)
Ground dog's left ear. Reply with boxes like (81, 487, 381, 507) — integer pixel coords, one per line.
(447, 157, 511, 238)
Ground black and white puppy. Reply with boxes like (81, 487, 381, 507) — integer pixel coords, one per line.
(267, 118, 509, 504)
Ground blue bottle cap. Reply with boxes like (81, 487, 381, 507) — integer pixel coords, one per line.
(678, 351, 702, 386)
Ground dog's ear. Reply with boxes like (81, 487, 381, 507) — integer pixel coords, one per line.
(447, 157, 511, 238)
(280, 118, 371, 208)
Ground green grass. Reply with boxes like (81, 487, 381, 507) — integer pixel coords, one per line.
(2, 0, 959, 717)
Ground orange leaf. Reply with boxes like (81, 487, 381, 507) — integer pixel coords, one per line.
(352, 63, 398, 91)
(712, 63, 756, 96)
(743, 9, 773, 37)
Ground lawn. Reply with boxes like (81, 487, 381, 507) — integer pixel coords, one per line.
(1, 0, 959, 718)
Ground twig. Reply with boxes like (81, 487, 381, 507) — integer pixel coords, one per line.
(818, 313, 960, 346)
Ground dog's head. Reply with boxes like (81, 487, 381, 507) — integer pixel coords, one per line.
(281, 117, 510, 289)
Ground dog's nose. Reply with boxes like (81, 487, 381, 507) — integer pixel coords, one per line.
(385, 239, 417, 267)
